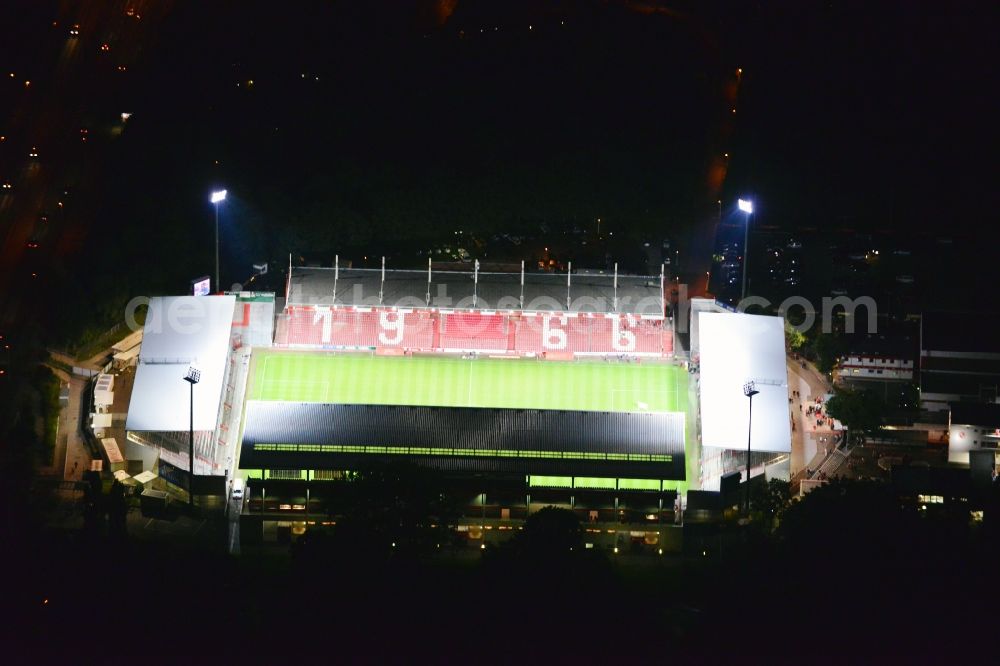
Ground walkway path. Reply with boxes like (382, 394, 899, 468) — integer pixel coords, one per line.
(37, 364, 92, 480)
(787, 357, 837, 478)
(44, 345, 113, 480)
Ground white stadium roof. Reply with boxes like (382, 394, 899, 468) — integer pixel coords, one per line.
(126, 295, 236, 433)
(698, 312, 791, 453)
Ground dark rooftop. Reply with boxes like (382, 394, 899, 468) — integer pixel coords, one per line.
(950, 402, 1000, 427)
(287, 266, 665, 315)
(240, 401, 685, 479)
(843, 334, 915, 360)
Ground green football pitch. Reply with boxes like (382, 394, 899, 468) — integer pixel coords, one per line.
(249, 350, 689, 414)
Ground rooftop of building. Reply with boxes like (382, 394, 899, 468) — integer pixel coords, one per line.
(126, 295, 236, 433)
(950, 402, 1000, 427)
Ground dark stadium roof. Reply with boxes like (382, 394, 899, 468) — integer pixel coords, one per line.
(287, 267, 664, 315)
(239, 401, 685, 479)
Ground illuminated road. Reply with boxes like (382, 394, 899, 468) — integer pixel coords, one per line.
(787, 356, 835, 478)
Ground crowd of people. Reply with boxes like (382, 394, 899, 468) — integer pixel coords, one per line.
(790, 390, 835, 431)
(793, 381, 839, 480)
(802, 396, 834, 431)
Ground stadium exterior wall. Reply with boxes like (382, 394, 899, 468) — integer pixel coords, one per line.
(239, 451, 684, 480)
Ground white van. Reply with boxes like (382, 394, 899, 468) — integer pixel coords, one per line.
(231, 478, 245, 502)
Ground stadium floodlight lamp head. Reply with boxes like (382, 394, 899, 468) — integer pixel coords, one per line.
(184, 366, 201, 385)
(743, 380, 759, 398)
(738, 198, 753, 214)
(210, 189, 227, 204)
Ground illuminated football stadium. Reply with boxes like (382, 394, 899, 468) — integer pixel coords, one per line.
(241, 351, 690, 483)
(124, 260, 790, 549)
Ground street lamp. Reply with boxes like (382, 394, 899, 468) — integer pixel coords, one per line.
(183, 365, 201, 508)
(743, 380, 759, 518)
(738, 198, 753, 302)
(210, 190, 227, 290)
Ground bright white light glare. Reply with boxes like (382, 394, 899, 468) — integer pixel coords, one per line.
(738, 198, 753, 214)
(184, 365, 201, 384)
(126, 296, 236, 433)
(121, 112, 131, 122)
(210, 190, 227, 203)
(698, 312, 791, 453)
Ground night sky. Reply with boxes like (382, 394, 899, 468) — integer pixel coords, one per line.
(730, 0, 994, 234)
(1, 0, 995, 332)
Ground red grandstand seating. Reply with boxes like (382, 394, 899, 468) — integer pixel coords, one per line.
(404, 311, 436, 349)
(513, 314, 671, 355)
(616, 316, 667, 354)
(513, 313, 591, 354)
(283, 306, 358, 348)
(585, 316, 612, 354)
(328, 308, 361, 347)
(353, 311, 379, 347)
(280, 305, 672, 356)
(283, 306, 331, 347)
(368, 310, 435, 349)
(284, 307, 436, 350)
(440, 312, 507, 351)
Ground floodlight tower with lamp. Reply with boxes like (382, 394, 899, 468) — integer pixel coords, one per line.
(183, 366, 201, 508)
(738, 198, 753, 302)
(743, 380, 760, 517)
(210, 190, 227, 291)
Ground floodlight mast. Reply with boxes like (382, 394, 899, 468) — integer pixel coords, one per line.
(184, 366, 201, 508)
(210, 190, 227, 290)
(743, 380, 760, 517)
(738, 198, 753, 302)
